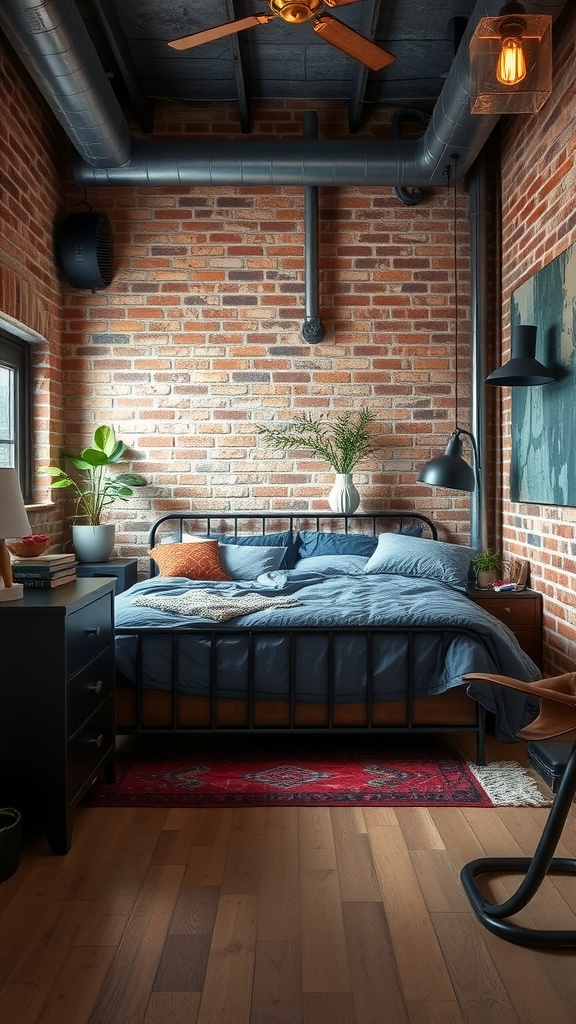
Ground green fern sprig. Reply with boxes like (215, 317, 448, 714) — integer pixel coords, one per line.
(257, 408, 378, 474)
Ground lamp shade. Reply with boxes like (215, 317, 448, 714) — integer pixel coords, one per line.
(0, 468, 32, 538)
(418, 432, 476, 492)
(486, 324, 557, 386)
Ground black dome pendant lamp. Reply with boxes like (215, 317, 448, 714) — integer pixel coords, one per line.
(486, 323, 557, 386)
(419, 155, 479, 494)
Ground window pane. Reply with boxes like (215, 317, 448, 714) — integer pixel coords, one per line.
(0, 329, 31, 498)
(0, 363, 16, 468)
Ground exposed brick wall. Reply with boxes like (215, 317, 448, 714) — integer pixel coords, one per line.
(499, 2, 576, 674)
(0, 38, 67, 537)
(60, 100, 472, 556)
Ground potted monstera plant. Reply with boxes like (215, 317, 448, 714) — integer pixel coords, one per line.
(41, 425, 147, 563)
(257, 408, 378, 513)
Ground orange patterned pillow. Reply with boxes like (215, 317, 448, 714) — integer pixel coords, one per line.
(148, 541, 231, 581)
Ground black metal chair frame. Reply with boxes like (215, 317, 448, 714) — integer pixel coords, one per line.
(461, 739, 576, 948)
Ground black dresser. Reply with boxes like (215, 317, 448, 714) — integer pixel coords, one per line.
(0, 578, 116, 854)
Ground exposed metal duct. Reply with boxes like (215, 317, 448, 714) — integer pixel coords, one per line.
(0, 1, 569, 186)
(0, 0, 132, 168)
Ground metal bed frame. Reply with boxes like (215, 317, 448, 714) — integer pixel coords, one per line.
(115, 511, 487, 763)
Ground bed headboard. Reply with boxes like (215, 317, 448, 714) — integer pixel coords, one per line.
(147, 511, 438, 577)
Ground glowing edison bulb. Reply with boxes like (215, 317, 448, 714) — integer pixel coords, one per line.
(496, 36, 527, 85)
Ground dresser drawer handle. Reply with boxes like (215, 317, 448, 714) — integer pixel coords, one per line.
(86, 625, 101, 637)
(88, 680, 103, 695)
(92, 734, 104, 748)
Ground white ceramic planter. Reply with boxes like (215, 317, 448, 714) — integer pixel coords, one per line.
(328, 473, 360, 515)
(72, 523, 116, 563)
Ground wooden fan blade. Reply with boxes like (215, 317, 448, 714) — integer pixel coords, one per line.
(323, 0, 365, 7)
(168, 15, 272, 51)
(313, 16, 396, 71)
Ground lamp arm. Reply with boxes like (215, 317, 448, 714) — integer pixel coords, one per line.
(455, 427, 481, 487)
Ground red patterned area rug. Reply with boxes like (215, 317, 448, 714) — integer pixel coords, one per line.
(84, 736, 502, 809)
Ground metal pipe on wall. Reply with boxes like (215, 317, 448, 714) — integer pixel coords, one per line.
(469, 137, 501, 552)
(301, 112, 325, 344)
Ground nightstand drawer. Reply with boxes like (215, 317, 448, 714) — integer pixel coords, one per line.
(480, 598, 539, 626)
(67, 696, 115, 804)
(66, 592, 114, 675)
(67, 647, 115, 738)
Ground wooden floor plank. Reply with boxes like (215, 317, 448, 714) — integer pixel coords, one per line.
(405, 1000, 465, 1024)
(251, 938, 302, 1024)
(298, 809, 351, 994)
(408, 849, 470, 914)
(143, 991, 201, 1023)
(431, 912, 521, 1024)
(257, 848, 300, 942)
(302, 991, 357, 1023)
(394, 808, 446, 852)
(300, 866, 351, 993)
(0, 899, 92, 1024)
(88, 863, 185, 1024)
(30, 945, 116, 1024)
(330, 808, 381, 902)
(366, 823, 455, 1003)
(168, 880, 220, 936)
(196, 893, 257, 1024)
(342, 901, 408, 1024)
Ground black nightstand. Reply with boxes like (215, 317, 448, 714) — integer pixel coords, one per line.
(76, 556, 138, 595)
(0, 578, 116, 853)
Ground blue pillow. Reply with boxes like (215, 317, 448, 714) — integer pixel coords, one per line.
(297, 530, 378, 559)
(290, 554, 368, 576)
(399, 523, 423, 537)
(218, 544, 287, 580)
(363, 533, 474, 591)
(216, 531, 300, 569)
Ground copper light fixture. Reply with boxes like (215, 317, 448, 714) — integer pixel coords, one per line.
(469, 2, 552, 114)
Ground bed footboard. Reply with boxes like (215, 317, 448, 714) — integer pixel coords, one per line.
(114, 624, 487, 764)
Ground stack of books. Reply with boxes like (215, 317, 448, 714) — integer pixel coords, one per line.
(11, 553, 78, 589)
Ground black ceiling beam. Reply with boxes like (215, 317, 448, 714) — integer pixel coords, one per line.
(348, 0, 382, 134)
(88, 0, 154, 133)
(228, 0, 252, 133)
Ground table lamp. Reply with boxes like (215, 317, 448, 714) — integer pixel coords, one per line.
(0, 468, 32, 602)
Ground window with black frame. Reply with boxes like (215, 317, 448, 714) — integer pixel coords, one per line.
(0, 328, 31, 502)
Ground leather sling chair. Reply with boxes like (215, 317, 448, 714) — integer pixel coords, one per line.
(461, 671, 576, 948)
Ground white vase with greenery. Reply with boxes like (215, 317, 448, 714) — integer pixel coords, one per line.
(328, 474, 360, 514)
(41, 425, 147, 563)
(257, 408, 378, 514)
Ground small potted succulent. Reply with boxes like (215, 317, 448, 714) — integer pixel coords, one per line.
(470, 548, 502, 590)
(257, 408, 379, 514)
(41, 425, 147, 563)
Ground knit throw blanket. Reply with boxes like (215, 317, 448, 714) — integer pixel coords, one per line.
(132, 589, 303, 622)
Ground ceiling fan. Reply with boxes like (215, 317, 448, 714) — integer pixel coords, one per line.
(167, 0, 396, 72)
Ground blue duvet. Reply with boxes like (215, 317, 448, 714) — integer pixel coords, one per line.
(114, 567, 540, 741)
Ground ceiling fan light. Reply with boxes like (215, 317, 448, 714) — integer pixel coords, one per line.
(469, 8, 552, 114)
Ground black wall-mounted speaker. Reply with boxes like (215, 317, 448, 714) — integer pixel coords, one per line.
(58, 211, 114, 290)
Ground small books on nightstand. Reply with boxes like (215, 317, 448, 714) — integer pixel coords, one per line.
(11, 553, 78, 588)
